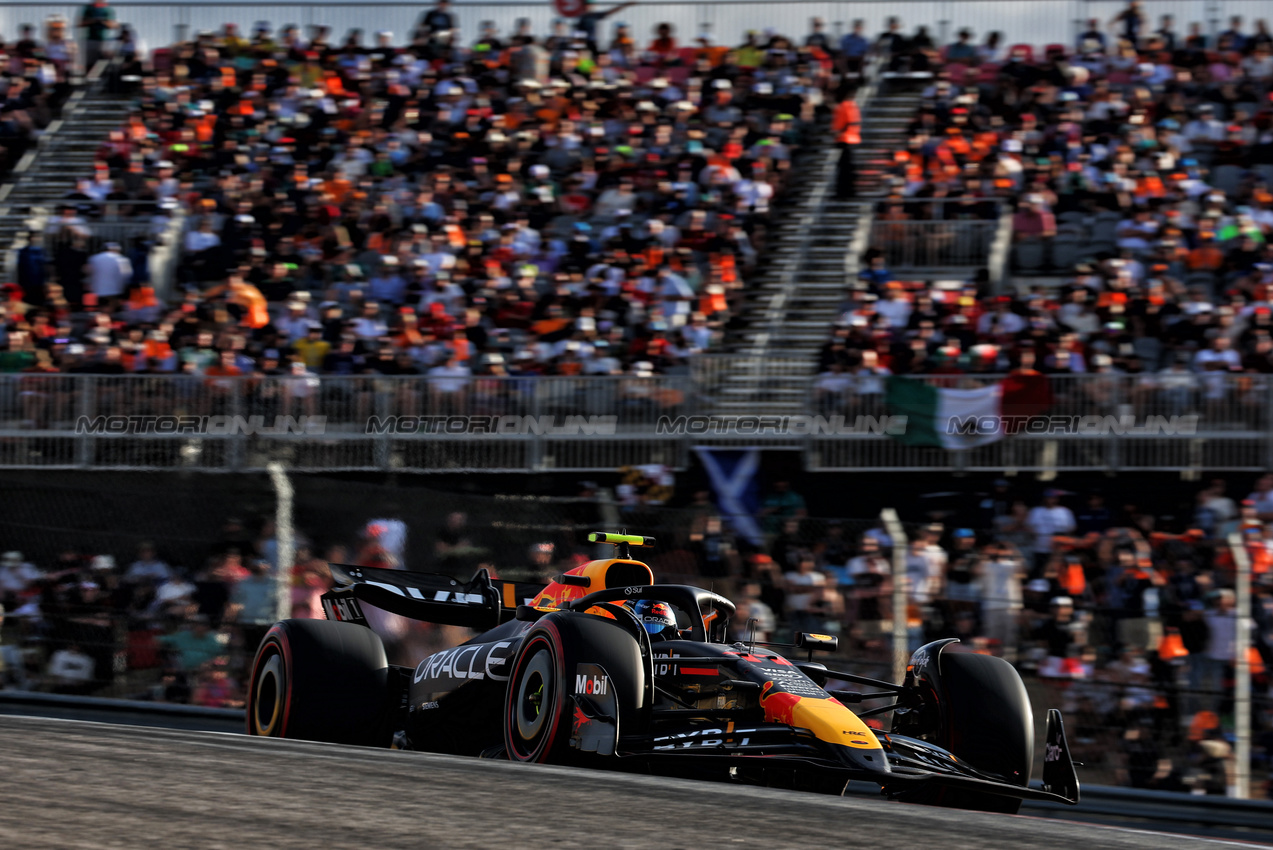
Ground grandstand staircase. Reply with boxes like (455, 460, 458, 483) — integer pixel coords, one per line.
(0, 80, 134, 253)
(714, 81, 923, 416)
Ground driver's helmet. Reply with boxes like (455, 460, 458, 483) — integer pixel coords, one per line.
(630, 599, 678, 638)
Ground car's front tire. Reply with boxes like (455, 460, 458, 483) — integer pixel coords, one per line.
(927, 651, 1034, 814)
(503, 623, 569, 763)
(502, 611, 649, 764)
(247, 618, 393, 747)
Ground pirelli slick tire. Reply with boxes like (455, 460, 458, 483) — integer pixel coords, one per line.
(503, 612, 647, 764)
(929, 651, 1034, 814)
(246, 619, 393, 747)
(504, 623, 571, 763)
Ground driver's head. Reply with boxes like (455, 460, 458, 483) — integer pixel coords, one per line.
(631, 599, 677, 639)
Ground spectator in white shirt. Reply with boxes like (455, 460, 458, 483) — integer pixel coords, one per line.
(1195, 331, 1242, 402)
(1246, 472, 1273, 522)
(1026, 489, 1076, 571)
(593, 178, 637, 221)
(784, 554, 830, 634)
(155, 160, 180, 198)
(916, 523, 948, 604)
(853, 350, 892, 396)
(1242, 43, 1273, 82)
(184, 218, 221, 254)
(977, 297, 1027, 336)
(87, 241, 133, 300)
(979, 542, 1026, 661)
(1196, 477, 1238, 537)
(418, 235, 455, 275)
(583, 340, 622, 374)
(658, 268, 694, 321)
(1057, 288, 1100, 339)
(278, 301, 313, 343)
(681, 313, 714, 353)
(1194, 332, 1242, 373)
(85, 169, 113, 201)
(1197, 589, 1238, 711)
(905, 538, 937, 607)
(428, 354, 472, 397)
(510, 217, 541, 257)
(733, 164, 774, 215)
(283, 360, 321, 413)
(352, 301, 389, 340)
(1183, 104, 1226, 152)
(875, 284, 912, 328)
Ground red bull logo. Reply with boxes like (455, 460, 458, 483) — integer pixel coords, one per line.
(760, 681, 804, 726)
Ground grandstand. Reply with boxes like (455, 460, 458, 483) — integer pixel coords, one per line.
(1, 4, 1270, 473)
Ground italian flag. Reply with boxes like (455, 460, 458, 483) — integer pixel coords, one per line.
(885, 374, 1054, 450)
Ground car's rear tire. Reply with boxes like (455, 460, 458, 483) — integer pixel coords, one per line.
(246, 619, 393, 747)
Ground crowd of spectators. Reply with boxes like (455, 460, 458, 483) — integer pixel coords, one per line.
(0, 519, 337, 707)
(6, 4, 1273, 420)
(1, 6, 851, 386)
(816, 5, 1273, 425)
(0, 15, 83, 175)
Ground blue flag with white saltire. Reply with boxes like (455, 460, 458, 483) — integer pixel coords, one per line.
(694, 447, 763, 546)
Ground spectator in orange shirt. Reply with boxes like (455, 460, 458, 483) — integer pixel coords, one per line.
(1188, 232, 1225, 271)
(648, 23, 678, 64)
(204, 349, 243, 379)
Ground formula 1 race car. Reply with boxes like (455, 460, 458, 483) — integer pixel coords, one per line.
(246, 533, 1080, 812)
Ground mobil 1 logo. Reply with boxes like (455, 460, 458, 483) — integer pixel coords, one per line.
(574, 663, 610, 697)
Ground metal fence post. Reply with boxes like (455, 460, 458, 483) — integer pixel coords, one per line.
(75, 376, 93, 468)
(374, 379, 391, 470)
(228, 379, 244, 471)
(529, 376, 544, 470)
(1228, 531, 1252, 799)
(268, 462, 294, 623)
(1108, 374, 1123, 472)
(1264, 377, 1273, 470)
(880, 508, 909, 688)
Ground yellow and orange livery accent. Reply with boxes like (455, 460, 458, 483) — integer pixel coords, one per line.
(760, 681, 883, 751)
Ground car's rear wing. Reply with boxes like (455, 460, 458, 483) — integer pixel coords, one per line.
(322, 564, 544, 630)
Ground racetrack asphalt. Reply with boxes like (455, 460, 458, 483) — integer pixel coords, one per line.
(0, 715, 1265, 850)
